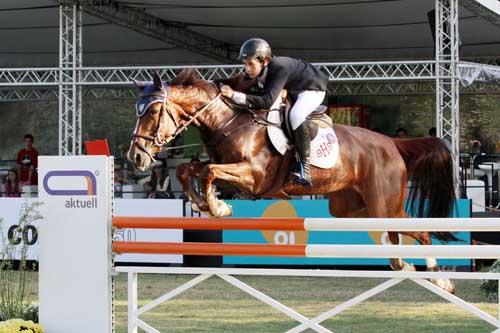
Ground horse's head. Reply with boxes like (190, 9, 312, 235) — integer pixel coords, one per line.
(127, 70, 218, 171)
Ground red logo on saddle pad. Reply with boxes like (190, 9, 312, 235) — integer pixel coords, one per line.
(316, 141, 333, 158)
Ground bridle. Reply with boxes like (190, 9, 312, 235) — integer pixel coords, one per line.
(131, 83, 221, 151)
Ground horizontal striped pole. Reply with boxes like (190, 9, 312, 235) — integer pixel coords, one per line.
(113, 241, 306, 256)
(112, 217, 500, 232)
(112, 242, 500, 258)
(112, 217, 305, 230)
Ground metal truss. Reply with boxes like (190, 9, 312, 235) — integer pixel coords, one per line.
(329, 82, 436, 96)
(0, 61, 437, 87)
(329, 81, 500, 95)
(318, 61, 436, 81)
(466, 57, 500, 66)
(4, 60, 500, 88)
(1, 82, 499, 102)
(436, 0, 460, 188)
(0, 68, 59, 87)
(60, 0, 234, 62)
(0, 89, 58, 102)
(79, 61, 437, 84)
(59, 4, 82, 156)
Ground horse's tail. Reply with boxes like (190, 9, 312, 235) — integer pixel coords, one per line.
(393, 137, 459, 243)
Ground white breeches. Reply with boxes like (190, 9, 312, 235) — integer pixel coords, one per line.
(289, 90, 326, 130)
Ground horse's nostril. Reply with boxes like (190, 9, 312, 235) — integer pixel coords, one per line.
(135, 153, 142, 165)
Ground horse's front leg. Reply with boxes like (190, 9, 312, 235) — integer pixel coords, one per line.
(200, 162, 255, 217)
(176, 161, 211, 212)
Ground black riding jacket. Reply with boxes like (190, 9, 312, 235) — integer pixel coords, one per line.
(245, 56, 328, 110)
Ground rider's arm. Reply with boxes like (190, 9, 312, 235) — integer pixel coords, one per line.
(244, 66, 288, 109)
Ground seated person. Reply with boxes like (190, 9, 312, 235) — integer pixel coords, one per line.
(114, 168, 131, 198)
(3, 168, 21, 197)
(139, 161, 175, 199)
(395, 127, 408, 138)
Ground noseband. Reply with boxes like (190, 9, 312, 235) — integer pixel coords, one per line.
(132, 83, 221, 148)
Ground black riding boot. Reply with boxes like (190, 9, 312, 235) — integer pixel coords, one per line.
(291, 122, 312, 186)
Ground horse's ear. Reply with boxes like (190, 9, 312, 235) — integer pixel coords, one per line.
(153, 72, 162, 89)
(131, 79, 149, 91)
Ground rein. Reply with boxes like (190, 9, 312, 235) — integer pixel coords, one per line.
(132, 86, 221, 148)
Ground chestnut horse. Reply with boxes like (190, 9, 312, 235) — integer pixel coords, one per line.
(128, 69, 458, 292)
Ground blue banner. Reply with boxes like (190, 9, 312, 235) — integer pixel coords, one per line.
(223, 199, 471, 266)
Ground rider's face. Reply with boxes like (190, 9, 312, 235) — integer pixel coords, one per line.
(243, 58, 267, 79)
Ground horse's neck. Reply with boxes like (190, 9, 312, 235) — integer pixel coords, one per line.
(197, 99, 237, 134)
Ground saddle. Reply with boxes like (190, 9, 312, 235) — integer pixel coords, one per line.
(280, 102, 328, 142)
(267, 96, 339, 169)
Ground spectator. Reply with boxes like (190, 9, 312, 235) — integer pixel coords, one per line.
(395, 127, 408, 138)
(167, 135, 184, 159)
(16, 134, 38, 185)
(428, 127, 437, 137)
(3, 168, 21, 197)
(114, 168, 130, 198)
(140, 161, 175, 199)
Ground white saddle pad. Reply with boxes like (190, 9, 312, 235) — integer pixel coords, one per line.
(266, 110, 339, 169)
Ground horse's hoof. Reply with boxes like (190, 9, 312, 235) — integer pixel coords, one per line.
(192, 201, 210, 213)
(211, 200, 233, 217)
(402, 262, 416, 272)
(390, 260, 415, 272)
(430, 278, 455, 294)
(192, 203, 201, 212)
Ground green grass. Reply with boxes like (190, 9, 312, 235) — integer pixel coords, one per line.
(111, 273, 498, 333)
(15, 271, 500, 333)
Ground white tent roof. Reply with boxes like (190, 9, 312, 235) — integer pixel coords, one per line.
(1, 0, 499, 67)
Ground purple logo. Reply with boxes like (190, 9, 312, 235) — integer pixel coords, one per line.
(327, 133, 337, 144)
(43, 170, 97, 196)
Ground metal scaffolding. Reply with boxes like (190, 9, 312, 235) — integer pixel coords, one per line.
(1, 83, 500, 102)
(59, 4, 82, 155)
(0, 0, 498, 170)
(435, 0, 461, 186)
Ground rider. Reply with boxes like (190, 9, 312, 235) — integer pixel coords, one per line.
(220, 38, 328, 186)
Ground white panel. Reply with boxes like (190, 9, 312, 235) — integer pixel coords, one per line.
(0, 198, 39, 260)
(38, 156, 113, 333)
(114, 199, 183, 264)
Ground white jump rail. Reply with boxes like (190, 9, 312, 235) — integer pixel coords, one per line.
(116, 267, 500, 333)
(38, 156, 500, 333)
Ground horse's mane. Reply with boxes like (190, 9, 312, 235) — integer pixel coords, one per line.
(171, 68, 257, 94)
(170, 68, 203, 86)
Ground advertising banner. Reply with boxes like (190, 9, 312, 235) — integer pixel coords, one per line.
(223, 199, 471, 266)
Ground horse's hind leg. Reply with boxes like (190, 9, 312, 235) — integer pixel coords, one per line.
(328, 189, 416, 271)
(394, 231, 455, 294)
(386, 231, 416, 272)
(327, 188, 367, 218)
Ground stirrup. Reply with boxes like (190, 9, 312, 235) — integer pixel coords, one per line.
(291, 162, 312, 186)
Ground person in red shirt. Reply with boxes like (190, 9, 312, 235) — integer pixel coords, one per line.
(16, 134, 38, 185)
(3, 168, 21, 197)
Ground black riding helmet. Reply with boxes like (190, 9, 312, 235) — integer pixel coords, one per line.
(238, 38, 272, 61)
